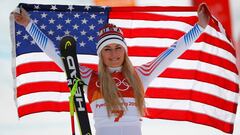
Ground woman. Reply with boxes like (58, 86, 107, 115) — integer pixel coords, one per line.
(13, 3, 210, 135)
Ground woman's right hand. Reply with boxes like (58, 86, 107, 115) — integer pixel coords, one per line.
(12, 8, 30, 27)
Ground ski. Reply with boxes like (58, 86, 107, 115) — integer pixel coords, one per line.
(60, 36, 92, 135)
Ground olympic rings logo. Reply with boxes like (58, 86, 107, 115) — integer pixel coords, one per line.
(95, 77, 129, 91)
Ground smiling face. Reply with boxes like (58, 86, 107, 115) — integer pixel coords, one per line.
(101, 43, 125, 68)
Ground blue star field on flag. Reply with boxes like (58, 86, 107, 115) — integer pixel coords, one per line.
(15, 3, 109, 56)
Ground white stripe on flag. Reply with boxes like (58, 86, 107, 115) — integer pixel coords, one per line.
(110, 19, 193, 32)
(148, 12, 197, 16)
(169, 59, 238, 83)
(145, 98, 235, 123)
(149, 78, 238, 103)
(17, 92, 89, 107)
(17, 92, 69, 106)
(109, 19, 231, 45)
(16, 52, 53, 66)
(16, 72, 66, 87)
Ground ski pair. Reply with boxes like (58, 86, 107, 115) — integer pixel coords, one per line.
(60, 36, 92, 135)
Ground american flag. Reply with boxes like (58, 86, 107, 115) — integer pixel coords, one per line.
(11, 3, 239, 134)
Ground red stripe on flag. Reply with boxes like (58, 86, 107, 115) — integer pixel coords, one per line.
(122, 28, 185, 39)
(17, 81, 69, 97)
(18, 102, 92, 118)
(197, 34, 235, 57)
(111, 6, 198, 12)
(161, 68, 238, 93)
(18, 101, 69, 118)
(110, 12, 197, 25)
(146, 88, 237, 113)
(16, 62, 63, 76)
(145, 108, 233, 133)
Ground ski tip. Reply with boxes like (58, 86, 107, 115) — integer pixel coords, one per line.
(60, 36, 76, 51)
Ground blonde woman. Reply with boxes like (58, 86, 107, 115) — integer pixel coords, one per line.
(13, 3, 210, 135)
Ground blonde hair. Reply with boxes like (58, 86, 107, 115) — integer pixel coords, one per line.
(98, 52, 145, 116)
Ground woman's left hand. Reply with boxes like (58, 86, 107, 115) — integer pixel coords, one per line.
(197, 3, 211, 28)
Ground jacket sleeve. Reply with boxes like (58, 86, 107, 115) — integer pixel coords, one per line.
(135, 24, 204, 91)
(25, 20, 93, 84)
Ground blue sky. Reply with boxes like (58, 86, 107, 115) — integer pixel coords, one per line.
(1, 0, 240, 135)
